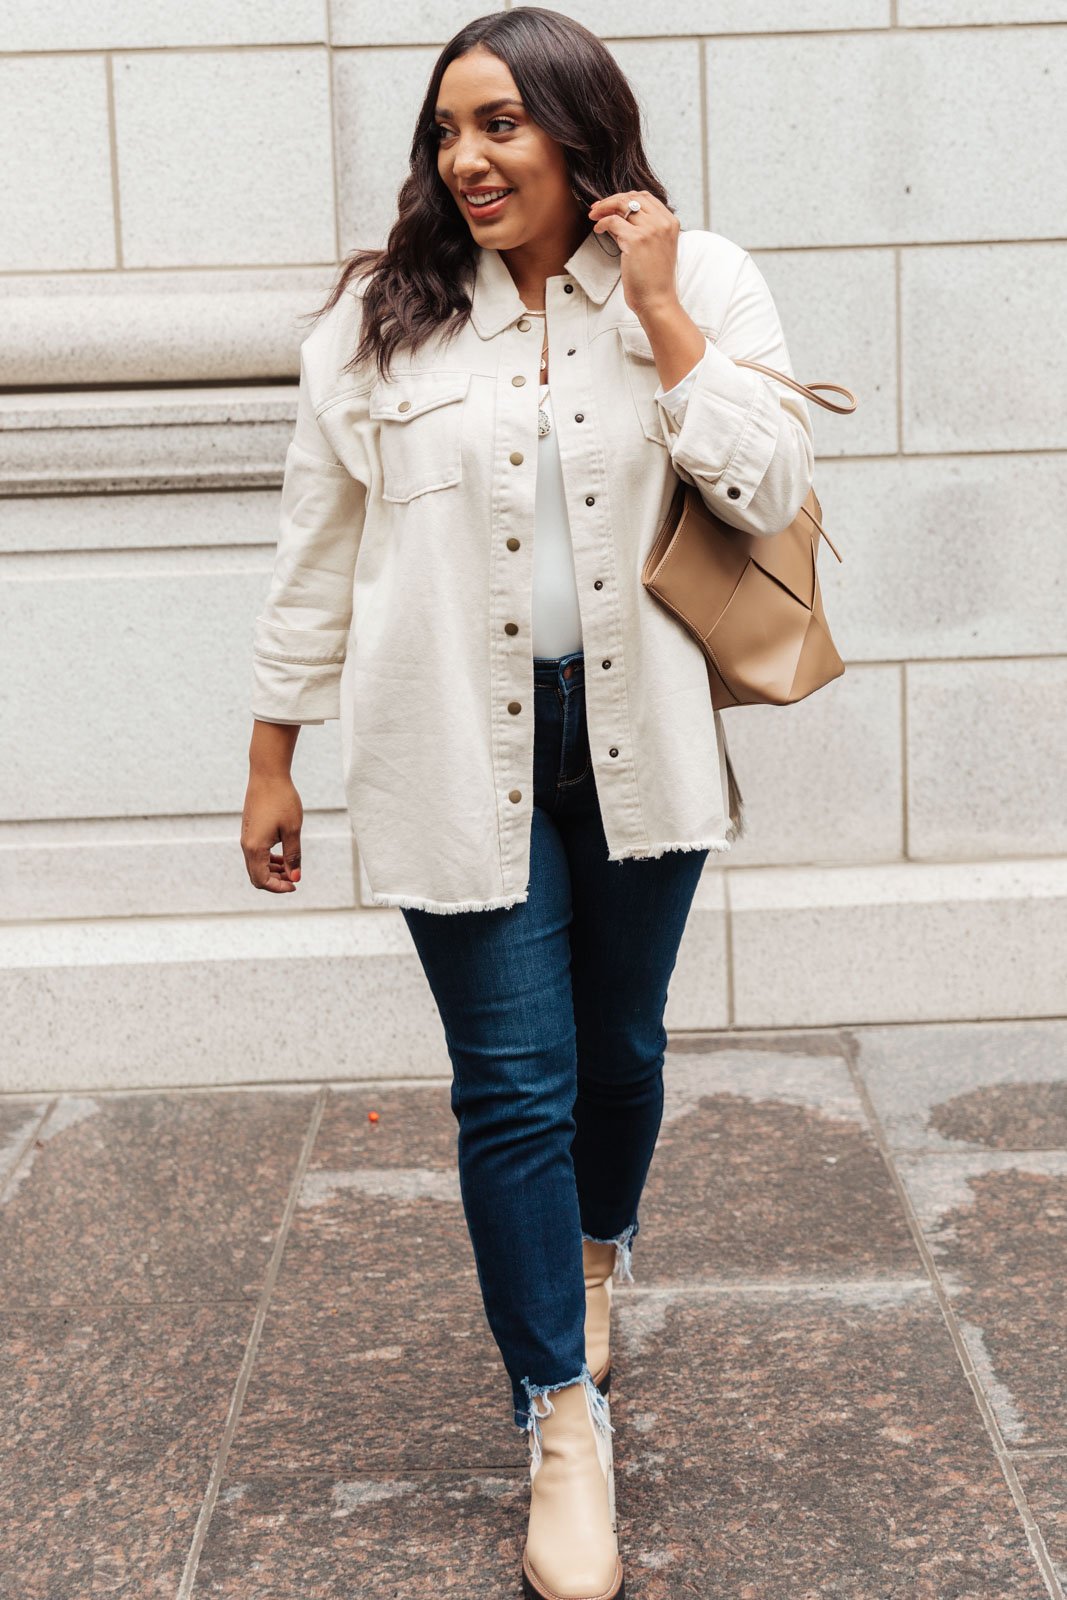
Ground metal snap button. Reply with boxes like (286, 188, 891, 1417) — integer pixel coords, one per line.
(575, 412, 584, 422)
(609, 747, 619, 757)
(508, 789, 522, 802)
(518, 318, 531, 331)
(585, 496, 595, 506)
(507, 701, 521, 714)
(564, 283, 574, 293)
(594, 579, 603, 590)
(512, 374, 526, 386)
(727, 485, 741, 499)
(563, 665, 574, 680)
(397, 400, 411, 412)
(510, 451, 524, 465)
(505, 622, 518, 635)
(506, 537, 521, 550)
(602, 659, 611, 669)
(567, 347, 575, 355)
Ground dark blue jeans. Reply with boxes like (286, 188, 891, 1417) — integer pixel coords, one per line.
(400, 649, 709, 1436)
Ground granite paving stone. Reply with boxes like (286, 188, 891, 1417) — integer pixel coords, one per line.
(0, 1088, 316, 1306)
(639, 1047, 921, 1284)
(850, 1018, 1067, 1152)
(895, 1152, 1067, 1450)
(1014, 1456, 1067, 1590)
(608, 1292, 1050, 1599)
(0, 1302, 250, 1600)
(0, 1099, 49, 1190)
(224, 1287, 519, 1477)
(224, 1084, 519, 1474)
(194, 1471, 528, 1597)
(0, 1024, 1060, 1595)
(853, 1020, 1067, 1454)
(314, 1083, 459, 1171)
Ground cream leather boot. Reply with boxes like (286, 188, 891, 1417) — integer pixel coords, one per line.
(522, 1372, 625, 1600)
(583, 1239, 618, 1396)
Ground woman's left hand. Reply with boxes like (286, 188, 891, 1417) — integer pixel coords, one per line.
(587, 191, 681, 319)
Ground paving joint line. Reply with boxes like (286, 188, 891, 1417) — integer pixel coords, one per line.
(0, 1098, 58, 1203)
(176, 1085, 328, 1600)
(838, 1031, 1064, 1600)
(622, 1277, 932, 1297)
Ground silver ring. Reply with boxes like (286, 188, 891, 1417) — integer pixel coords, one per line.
(626, 199, 641, 214)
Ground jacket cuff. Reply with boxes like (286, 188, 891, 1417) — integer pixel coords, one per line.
(250, 618, 348, 723)
(654, 336, 781, 515)
(653, 357, 703, 422)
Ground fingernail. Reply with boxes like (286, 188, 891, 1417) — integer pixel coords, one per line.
(291, 868, 301, 882)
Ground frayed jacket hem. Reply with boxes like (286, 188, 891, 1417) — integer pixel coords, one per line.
(606, 834, 735, 863)
(368, 887, 532, 915)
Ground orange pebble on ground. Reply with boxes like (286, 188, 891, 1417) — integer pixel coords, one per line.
(368, 1111, 379, 1123)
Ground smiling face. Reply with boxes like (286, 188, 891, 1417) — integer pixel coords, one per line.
(434, 45, 584, 252)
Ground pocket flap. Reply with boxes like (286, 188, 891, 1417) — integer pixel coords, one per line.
(617, 319, 718, 362)
(369, 369, 471, 421)
(616, 322, 657, 362)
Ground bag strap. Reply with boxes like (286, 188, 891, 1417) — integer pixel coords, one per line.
(732, 358, 857, 416)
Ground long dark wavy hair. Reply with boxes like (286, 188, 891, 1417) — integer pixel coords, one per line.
(312, 5, 674, 380)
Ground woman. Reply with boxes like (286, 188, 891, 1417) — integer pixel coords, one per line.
(241, 7, 814, 1595)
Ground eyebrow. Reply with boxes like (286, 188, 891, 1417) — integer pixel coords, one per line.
(433, 97, 524, 120)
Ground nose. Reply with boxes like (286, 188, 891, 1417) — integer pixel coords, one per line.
(448, 132, 496, 173)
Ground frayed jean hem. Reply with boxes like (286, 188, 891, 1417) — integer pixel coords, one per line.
(515, 1360, 616, 1464)
(581, 1217, 639, 1285)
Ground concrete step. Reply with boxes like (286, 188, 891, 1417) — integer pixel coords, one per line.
(2, 856, 1065, 1093)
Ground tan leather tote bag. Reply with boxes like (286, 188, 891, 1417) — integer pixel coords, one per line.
(642, 362, 857, 713)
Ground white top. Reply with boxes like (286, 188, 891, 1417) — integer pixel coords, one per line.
(531, 361, 703, 658)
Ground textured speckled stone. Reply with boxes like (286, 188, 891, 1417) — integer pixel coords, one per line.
(225, 1295, 516, 1476)
(0, 1100, 47, 1191)
(851, 1018, 1067, 1151)
(896, 1153, 1067, 1450)
(230, 1087, 517, 1472)
(852, 1020, 1067, 1453)
(0, 1303, 249, 1600)
(312, 1084, 459, 1173)
(0, 1089, 315, 1305)
(273, 1083, 474, 1315)
(1013, 1456, 1067, 1590)
(636, 1048, 920, 1284)
(930, 1080, 1067, 1150)
(609, 1294, 1049, 1599)
(2, 1035, 1060, 1594)
(194, 1470, 528, 1596)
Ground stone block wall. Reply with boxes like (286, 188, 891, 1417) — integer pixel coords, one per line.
(2, 2, 1065, 1088)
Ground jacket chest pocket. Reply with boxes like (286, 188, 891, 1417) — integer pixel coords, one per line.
(369, 369, 471, 502)
(616, 322, 669, 448)
(616, 320, 714, 447)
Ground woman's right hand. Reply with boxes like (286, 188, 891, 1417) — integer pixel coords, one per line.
(242, 721, 304, 893)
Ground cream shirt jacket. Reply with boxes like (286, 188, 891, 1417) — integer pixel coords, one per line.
(249, 226, 815, 914)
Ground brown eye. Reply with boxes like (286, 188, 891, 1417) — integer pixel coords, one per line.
(434, 116, 517, 140)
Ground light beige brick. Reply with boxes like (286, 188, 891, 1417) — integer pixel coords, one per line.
(0, 0, 325, 49)
(706, 28, 1066, 247)
(906, 658, 1067, 859)
(113, 49, 335, 267)
(0, 57, 114, 272)
(730, 859, 1067, 1026)
(902, 243, 1067, 454)
(815, 454, 1067, 663)
(718, 665, 903, 867)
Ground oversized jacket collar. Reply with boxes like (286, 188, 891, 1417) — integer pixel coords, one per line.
(468, 226, 624, 339)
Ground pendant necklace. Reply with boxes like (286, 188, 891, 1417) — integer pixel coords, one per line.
(527, 309, 551, 436)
